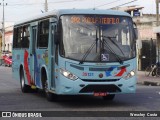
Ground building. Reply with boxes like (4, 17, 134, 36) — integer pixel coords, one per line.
(112, 5, 144, 17)
(0, 22, 14, 55)
(0, 31, 2, 58)
(4, 26, 13, 52)
(114, 6, 160, 70)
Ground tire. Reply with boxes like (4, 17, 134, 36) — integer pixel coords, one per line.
(45, 81, 58, 101)
(145, 66, 152, 76)
(20, 69, 30, 93)
(156, 67, 160, 77)
(5, 63, 7, 67)
(42, 71, 58, 101)
(103, 94, 115, 101)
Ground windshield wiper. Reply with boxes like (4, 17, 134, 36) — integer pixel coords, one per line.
(79, 27, 98, 64)
(103, 38, 123, 64)
(103, 36, 125, 57)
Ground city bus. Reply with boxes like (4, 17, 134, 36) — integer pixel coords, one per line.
(12, 9, 138, 101)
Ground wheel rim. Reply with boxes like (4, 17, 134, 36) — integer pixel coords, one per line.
(21, 76, 25, 88)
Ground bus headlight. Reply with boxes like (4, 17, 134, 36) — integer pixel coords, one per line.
(124, 70, 135, 80)
(60, 68, 78, 80)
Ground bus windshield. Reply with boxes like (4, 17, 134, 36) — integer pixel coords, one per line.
(60, 15, 136, 62)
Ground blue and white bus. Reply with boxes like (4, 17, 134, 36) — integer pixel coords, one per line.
(12, 9, 138, 101)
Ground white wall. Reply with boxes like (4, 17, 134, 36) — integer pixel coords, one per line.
(5, 32, 13, 52)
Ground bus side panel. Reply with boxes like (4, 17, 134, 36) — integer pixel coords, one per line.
(12, 48, 46, 89)
(12, 49, 21, 81)
(34, 49, 48, 89)
(12, 49, 29, 86)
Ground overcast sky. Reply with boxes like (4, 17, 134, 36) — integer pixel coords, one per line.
(0, 0, 157, 26)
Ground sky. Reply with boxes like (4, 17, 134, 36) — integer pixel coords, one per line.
(0, 0, 157, 27)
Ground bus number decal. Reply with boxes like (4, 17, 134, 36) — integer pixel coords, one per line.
(82, 72, 94, 76)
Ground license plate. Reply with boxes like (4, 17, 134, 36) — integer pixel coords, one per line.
(94, 92, 108, 96)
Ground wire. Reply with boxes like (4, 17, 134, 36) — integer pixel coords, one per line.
(0, 20, 16, 22)
(95, 0, 121, 8)
(5, 0, 86, 6)
(95, 0, 138, 9)
(109, 0, 138, 9)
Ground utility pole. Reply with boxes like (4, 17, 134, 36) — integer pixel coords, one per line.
(156, 0, 160, 64)
(156, 0, 159, 26)
(44, 0, 48, 12)
(0, 0, 7, 52)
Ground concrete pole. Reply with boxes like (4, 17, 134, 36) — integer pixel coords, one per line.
(156, 0, 160, 63)
(156, 0, 159, 26)
(45, 0, 48, 12)
(0, 30, 2, 63)
(2, 0, 5, 51)
(1, 0, 7, 51)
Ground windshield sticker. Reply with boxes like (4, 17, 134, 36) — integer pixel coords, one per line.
(101, 54, 109, 61)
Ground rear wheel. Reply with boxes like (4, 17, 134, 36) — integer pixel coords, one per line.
(4, 63, 7, 67)
(20, 69, 30, 93)
(103, 94, 115, 101)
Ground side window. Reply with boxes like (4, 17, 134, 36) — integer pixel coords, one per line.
(38, 20, 49, 48)
(17, 27, 23, 48)
(13, 28, 18, 48)
(13, 25, 30, 48)
(22, 26, 30, 48)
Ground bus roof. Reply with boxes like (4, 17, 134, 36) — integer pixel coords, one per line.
(15, 9, 131, 26)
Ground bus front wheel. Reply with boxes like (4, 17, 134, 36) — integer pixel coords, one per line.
(103, 94, 115, 101)
(42, 70, 57, 101)
(44, 80, 58, 101)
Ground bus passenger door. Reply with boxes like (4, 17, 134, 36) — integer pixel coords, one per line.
(48, 22, 57, 90)
(30, 25, 37, 87)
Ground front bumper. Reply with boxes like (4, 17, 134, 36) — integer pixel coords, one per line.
(54, 75, 137, 95)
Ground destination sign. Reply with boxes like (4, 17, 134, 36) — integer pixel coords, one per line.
(71, 16, 120, 24)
